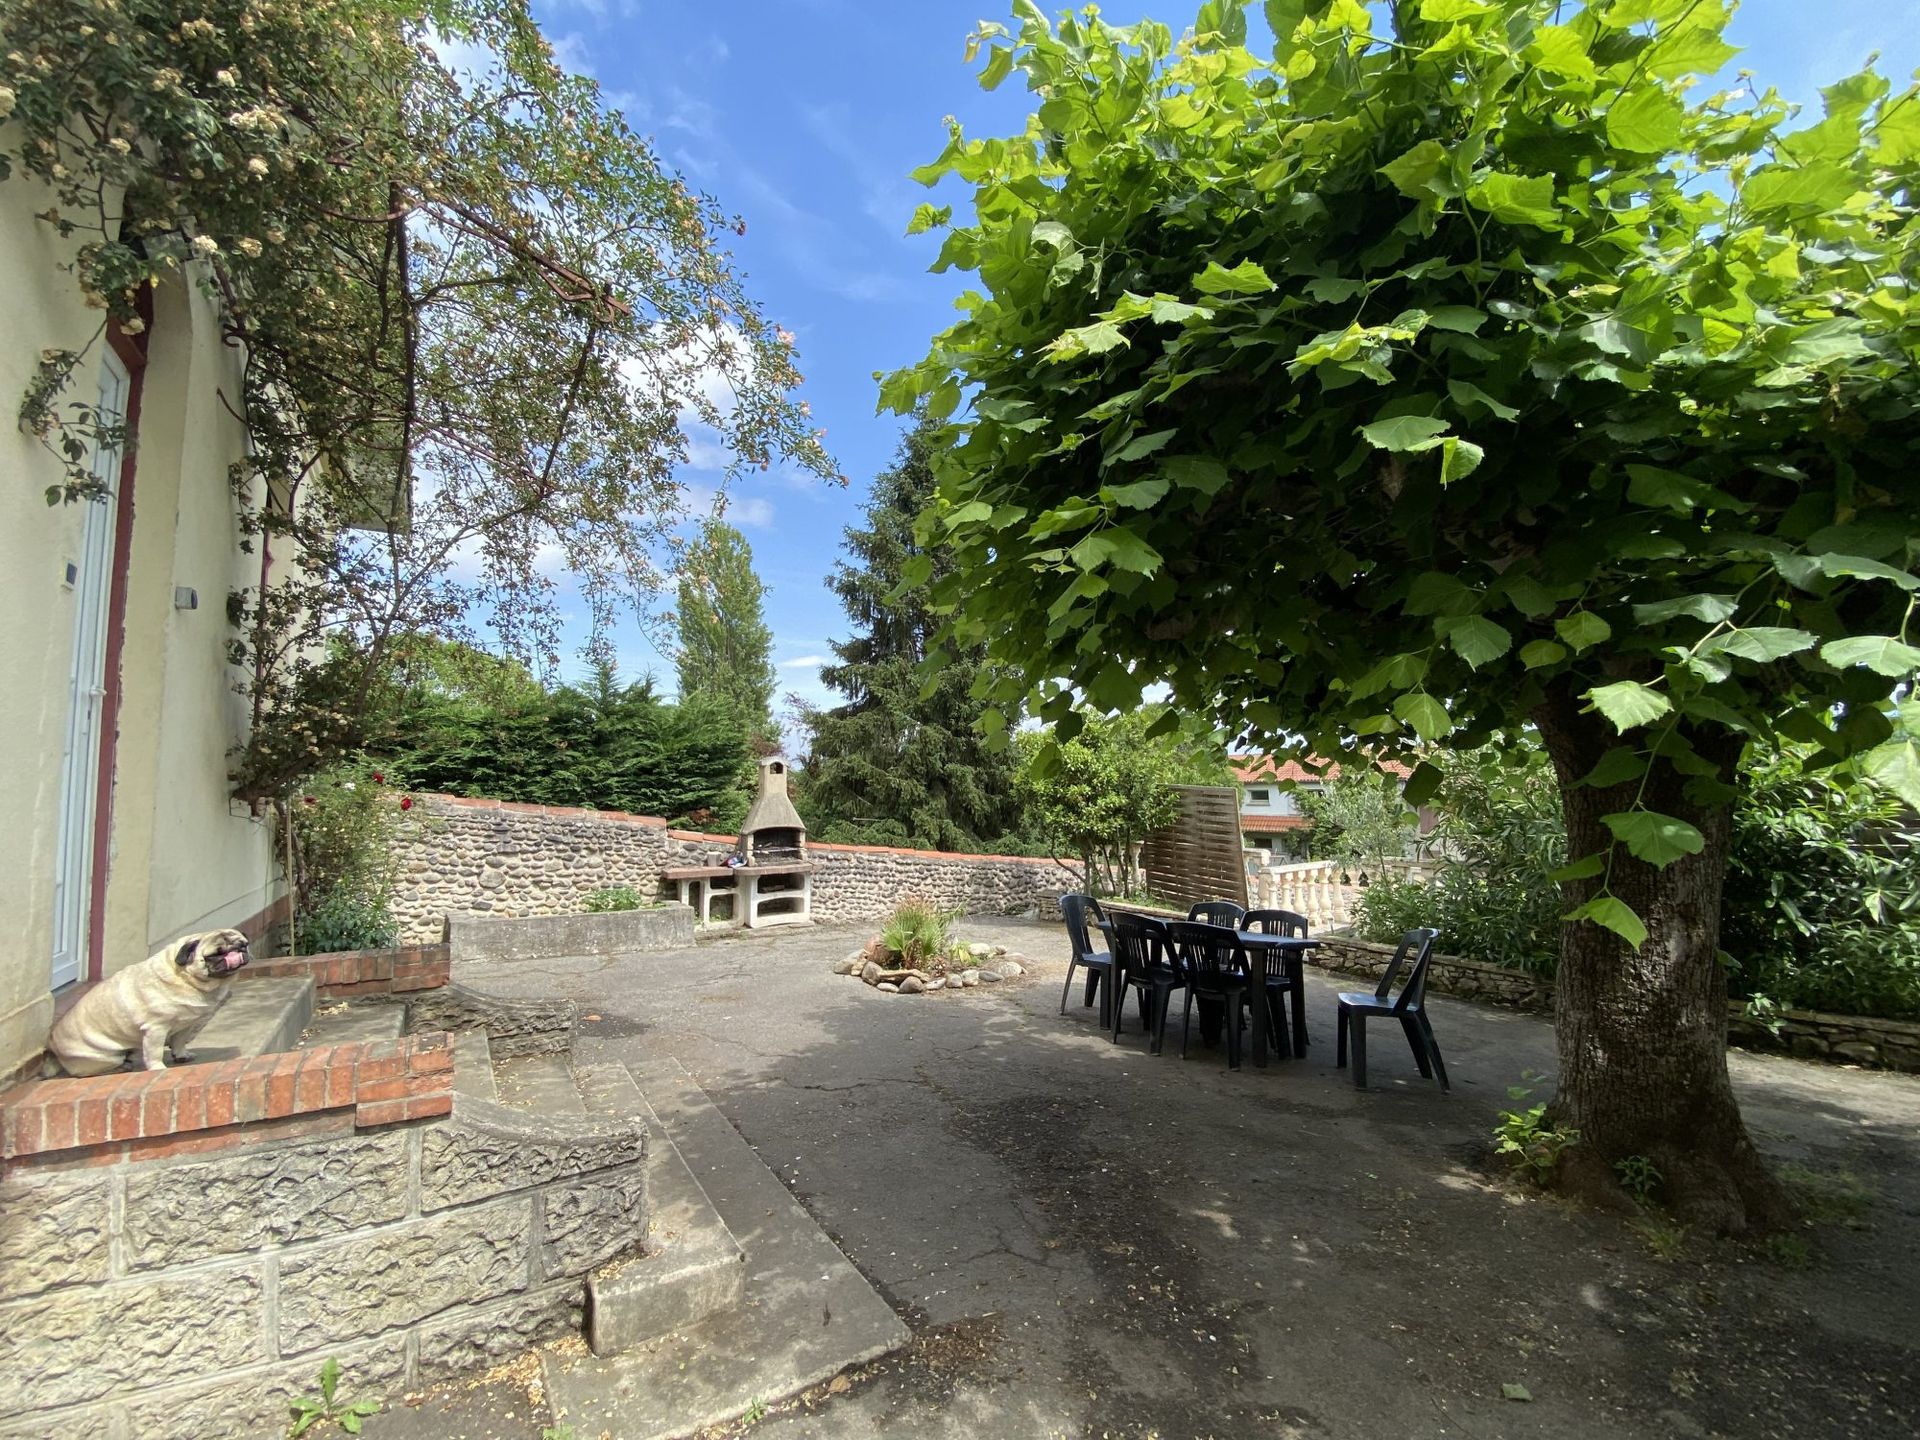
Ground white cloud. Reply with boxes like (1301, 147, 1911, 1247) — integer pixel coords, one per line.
(682, 482, 774, 529)
(779, 654, 828, 669)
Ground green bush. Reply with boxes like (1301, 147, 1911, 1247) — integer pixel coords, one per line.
(296, 890, 399, 955)
(880, 897, 954, 968)
(581, 885, 651, 913)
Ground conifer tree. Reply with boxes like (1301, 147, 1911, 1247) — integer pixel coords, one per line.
(798, 421, 1025, 850)
(675, 518, 778, 747)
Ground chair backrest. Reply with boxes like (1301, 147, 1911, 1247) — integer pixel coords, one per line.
(1060, 893, 1107, 962)
(1166, 921, 1247, 989)
(1377, 928, 1441, 1010)
(1188, 900, 1247, 927)
(1243, 908, 1309, 938)
(1111, 910, 1171, 974)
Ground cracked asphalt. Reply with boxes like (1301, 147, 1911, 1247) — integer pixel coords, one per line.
(452, 917, 1920, 1440)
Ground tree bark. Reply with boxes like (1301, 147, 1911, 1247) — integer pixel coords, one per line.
(1534, 682, 1796, 1234)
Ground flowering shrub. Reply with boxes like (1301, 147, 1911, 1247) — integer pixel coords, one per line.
(288, 760, 416, 951)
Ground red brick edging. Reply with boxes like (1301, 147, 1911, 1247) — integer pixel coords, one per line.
(0, 1033, 453, 1176)
(241, 942, 451, 997)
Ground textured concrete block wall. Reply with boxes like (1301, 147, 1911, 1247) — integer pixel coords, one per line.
(0, 1062, 647, 1438)
(391, 795, 1074, 940)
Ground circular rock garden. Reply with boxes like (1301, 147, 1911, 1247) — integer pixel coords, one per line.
(832, 937, 1029, 995)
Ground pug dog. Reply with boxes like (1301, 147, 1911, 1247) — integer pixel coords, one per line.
(45, 928, 252, 1076)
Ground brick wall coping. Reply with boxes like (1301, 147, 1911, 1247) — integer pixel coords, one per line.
(423, 794, 1069, 867)
(0, 1033, 453, 1174)
(240, 942, 451, 998)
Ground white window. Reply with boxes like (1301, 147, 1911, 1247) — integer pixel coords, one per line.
(1245, 787, 1272, 808)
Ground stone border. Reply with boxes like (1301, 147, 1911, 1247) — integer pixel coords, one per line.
(406, 982, 578, 1059)
(443, 904, 695, 961)
(832, 945, 1029, 994)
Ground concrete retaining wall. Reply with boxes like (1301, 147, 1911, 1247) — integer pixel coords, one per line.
(0, 1050, 646, 1439)
(444, 904, 696, 962)
(391, 795, 1071, 941)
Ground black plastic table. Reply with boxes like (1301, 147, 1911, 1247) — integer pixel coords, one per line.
(1235, 932, 1319, 1066)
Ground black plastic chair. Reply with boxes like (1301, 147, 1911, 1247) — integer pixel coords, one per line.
(1243, 908, 1310, 1058)
(1335, 927, 1448, 1091)
(1109, 912, 1184, 1054)
(1187, 899, 1247, 928)
(1167, 921, 1253, 1069)
(1059, 893, 1114, 1022)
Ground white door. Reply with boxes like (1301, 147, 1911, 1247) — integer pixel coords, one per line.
(50, 351, 130, 990)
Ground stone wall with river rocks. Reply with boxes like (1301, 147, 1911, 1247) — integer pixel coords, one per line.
(392, 794, 1075, 942)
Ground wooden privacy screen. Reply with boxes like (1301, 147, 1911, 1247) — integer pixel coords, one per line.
(1137, 785, 1248, 913)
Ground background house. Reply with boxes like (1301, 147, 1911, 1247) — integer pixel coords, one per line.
(1233, 754, 1435, 862)
(1, 181, 286, 1081)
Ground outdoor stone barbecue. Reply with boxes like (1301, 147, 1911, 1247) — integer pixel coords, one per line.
(664, 757, 815, 927)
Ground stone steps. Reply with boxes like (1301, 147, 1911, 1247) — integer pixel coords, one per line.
(188, 977, 313, 1064)
(297, 1000, 406, 1049)
(540, 1056, 908, 1440)
(492, 1053, 586, 1116)
(575, 1062, 745, 1357)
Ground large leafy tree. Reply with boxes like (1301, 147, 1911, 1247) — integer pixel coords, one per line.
(887, 0, 1920, 1230)
(674, 517, 778, 746)
(797, 419, 1027, 850)
(1, 0, 834, 799)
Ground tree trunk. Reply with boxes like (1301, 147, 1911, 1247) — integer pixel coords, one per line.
(1534, 682, 1795, 1234)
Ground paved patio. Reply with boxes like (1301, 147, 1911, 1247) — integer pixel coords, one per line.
(443, 917, 1919, 1440)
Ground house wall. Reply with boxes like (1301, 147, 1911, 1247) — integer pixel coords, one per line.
(0, 180, 280, 1080)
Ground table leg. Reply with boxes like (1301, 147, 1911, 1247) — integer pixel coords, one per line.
(1290, 956, 1309, 1055)
(1249, 949, 1268, 1068)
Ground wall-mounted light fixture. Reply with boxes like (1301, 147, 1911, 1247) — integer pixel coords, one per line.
(173, 586, 199, 611)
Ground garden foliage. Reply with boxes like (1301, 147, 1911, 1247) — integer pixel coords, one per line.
(675, 519, 779, 749)
(288, 761, 410, 953)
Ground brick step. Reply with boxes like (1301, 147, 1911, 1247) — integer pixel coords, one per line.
(296, 1000, 406, 1049)
(186, 977, 314, 1065)
(541, 1055, 906, 1438)
(574, 1062, 745, 1357)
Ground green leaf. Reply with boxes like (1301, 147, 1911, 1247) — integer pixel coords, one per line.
(1816, 553, 1920, 591)
(979, 45, 1015, 90)
(1162, 456, 1231, 495)
(1550, 853, 1606, 883)
(1502, 1383, 1535, 1404)
(1631, 594, 1737, 625)
(1566, 895, 1648, 949)
(1440, 614, 1512, 669)
(1741, 162, 1857, 214)
(1467, 172, 1561, 229)
(1192, 259, 1276, 296)
(1606, 87, 1685, 153)
(1860, 738, 1920, 809)
(1820, 636, 1920, 676)
(1439, 436, 1485, 483)
(1700, 627, 1818, 663)
(1359, 415, 1450, 451)
(1112, 428, 1178, 463)
(1068, 534, 1117, 571)
(1402, 760, 1443, 806)
(1587, 680, 1671, 732)
(1427, 306, 1488, 334)
(1601, 809, 1707, 866)
(1447, 379, 1518, 420)
(1379, 140, 1454, 200)
(320, 1359, 340, 1408)
(1625, 464, 1704, 510)
(1406, 571, 1476, 617)
(1643, 29, 1739, 79)
(1392, 691, 1452, 741)
(1581, 748, 1646, 788)
(1104, 528, 1164, 574)
(1044, 320, 1127, 361)
(905, 203, 953, 235)
(1520, 639, 1567, 669)
(1103, 477, 1172, 509)
(1528, 26, 1597, 82)
(1555, 612, 1612, 653)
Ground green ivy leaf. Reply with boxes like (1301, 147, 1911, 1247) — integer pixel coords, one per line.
(1550, 852, 1607, 883)
(1520, 639, 1568, 669)
(1439, 436, 1485, 483)
(1700, 628, 1818, 663)
(1631, 594, 1737, 625)
(1402, 760, 1444, 806)
(1102, 477, 1172, 509)
(1162, 456, 1232, 495)
(1601, 809, 1707, 866)
(1587, 680, 1672, 732)
(1580, 748, 1646, 788)
(1860, 737, 1920, 809)
(1111, 428, 1178, 464)
(1816, 553, 1920, 591)
(1819, 636, 1920, 676)
(1379, 139, 1454, 199)
(1566, 895, 1648, 949)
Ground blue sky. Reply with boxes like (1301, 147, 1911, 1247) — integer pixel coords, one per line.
(527, 0, 1920, 728)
